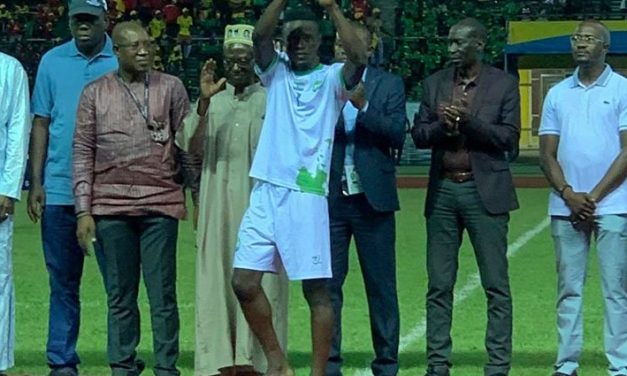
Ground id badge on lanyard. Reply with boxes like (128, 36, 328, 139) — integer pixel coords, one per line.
(117, 73, 170, 144)
(342, 165, 364, 195)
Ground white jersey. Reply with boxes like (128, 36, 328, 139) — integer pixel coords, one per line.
(250, 52, 350, 196)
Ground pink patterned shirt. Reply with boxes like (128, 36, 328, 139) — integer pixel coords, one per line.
(73, 71, 190, 219)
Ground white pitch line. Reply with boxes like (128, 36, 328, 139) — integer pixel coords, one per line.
(353, 217, 551, 376)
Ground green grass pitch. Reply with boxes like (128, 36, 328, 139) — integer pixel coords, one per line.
(9, 188, 610, 375)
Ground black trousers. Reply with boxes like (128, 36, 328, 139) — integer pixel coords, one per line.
(326, 193, 400, 376)
(96, 215, 180, 376)
(425, 179, 511, 376)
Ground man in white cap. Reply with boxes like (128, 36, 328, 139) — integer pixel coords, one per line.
(177, 24, 288, 376)
(29, 0, 117, 374)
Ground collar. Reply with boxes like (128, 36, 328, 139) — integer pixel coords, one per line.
(571, 64, 612, 88)
(69, 34, 114, 59)
(292, 63, 324, 76)
(454, 63, 483, 87)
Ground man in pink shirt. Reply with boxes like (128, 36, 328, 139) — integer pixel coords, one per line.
(73, 21, 189, 376)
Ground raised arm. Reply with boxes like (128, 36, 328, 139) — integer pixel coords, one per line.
(319, 0, 367, 88)
(187, 59, 226, 156)
(253, 0, 287, 71)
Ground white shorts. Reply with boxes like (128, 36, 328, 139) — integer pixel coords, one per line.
(234, 181, 332, 281)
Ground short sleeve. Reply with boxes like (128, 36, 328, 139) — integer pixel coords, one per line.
(620, 82, 627, 131)
(31, 54, 53, 118)
(538, 89, 560, 136)
(254, 51, 285, 87)
(330, 62, 353, 102)
(170, 77, 191, 132)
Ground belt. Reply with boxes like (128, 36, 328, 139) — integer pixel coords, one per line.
(442, 170, 474, 183)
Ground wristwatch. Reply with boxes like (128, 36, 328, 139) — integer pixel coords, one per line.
(557, 184, 572, 198)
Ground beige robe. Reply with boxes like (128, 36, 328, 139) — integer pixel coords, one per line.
(177, 83, 289, 376)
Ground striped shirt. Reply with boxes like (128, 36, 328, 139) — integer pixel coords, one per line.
(73, 71, 190, 218)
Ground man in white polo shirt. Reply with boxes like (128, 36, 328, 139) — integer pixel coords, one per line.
(230, 1, 367, 376)
(539, 20, 627, 376)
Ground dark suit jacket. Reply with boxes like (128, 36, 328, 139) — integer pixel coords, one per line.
(411, 65, 520, 216)
(328, 67, 407, 213)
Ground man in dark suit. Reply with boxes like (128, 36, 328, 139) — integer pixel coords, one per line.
(326, 24, 406, 376)
(411, 18, 520, 376)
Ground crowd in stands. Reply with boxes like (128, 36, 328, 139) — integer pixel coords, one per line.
(0, 0, 387, 98)
(3, 0, 624, 96)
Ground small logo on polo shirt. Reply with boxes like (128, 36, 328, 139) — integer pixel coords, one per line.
(603, 100, 610, 104)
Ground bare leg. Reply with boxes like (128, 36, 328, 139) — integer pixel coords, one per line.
(302, 279, 334, 376)
(232, 268, 294, 376)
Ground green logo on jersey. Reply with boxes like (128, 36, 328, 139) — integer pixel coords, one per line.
(312, 80, 323, 92)
(296, 167, 327, 195)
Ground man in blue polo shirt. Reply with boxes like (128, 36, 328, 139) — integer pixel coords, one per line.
(29, 0, 118, 375)
(539, 20, 627, 376)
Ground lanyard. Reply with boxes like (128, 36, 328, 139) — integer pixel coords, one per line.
(116, 72, 150, 122)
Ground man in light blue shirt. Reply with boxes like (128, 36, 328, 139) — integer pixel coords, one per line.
(539, 20, 627, 376)
(0, 51, 30, 376)
(28, 0, 118, 375)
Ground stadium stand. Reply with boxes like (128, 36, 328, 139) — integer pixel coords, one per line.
(0, 0, 625, 169)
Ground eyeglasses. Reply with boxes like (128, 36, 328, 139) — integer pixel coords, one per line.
(116, 41, 154, 51)
(570, 34, 605, 44)
(224, 58, 252, 67)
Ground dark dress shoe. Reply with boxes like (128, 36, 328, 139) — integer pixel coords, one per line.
(49, 367, 79, 376)
(135, 359, 145, 374)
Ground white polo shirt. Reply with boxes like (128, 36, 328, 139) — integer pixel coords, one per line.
(539, 65, 627, 216)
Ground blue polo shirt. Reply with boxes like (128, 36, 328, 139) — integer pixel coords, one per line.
(31, 36, 118, 205)
(539, 65, 627, 216)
